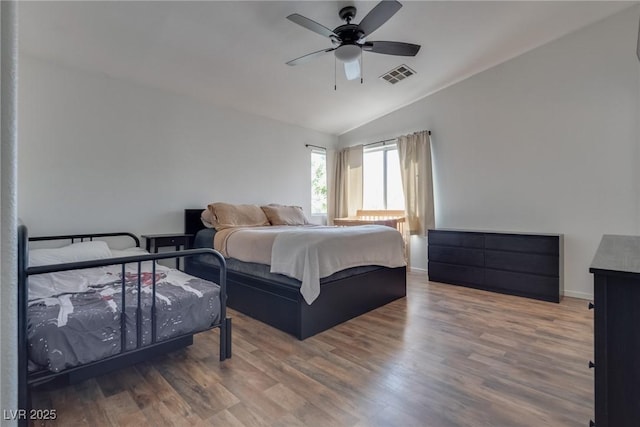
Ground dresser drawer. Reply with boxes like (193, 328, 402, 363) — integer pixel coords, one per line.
(428, 261, 484, 287)
(153, 236, 188, 247)
(428, 230, 484, 248)
(485, 234, 559, 255)
(485, 269, 559, 301)
(485, 250, 559, 276)
(428, 246, 484, 267)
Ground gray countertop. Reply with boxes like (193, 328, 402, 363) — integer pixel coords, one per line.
(590, 234, 640, 274)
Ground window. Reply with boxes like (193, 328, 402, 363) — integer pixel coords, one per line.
(311, 149, 327, 215)
(363, 143, 405, 210)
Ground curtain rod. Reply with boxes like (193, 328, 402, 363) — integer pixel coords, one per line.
(305, 144, 326, 151)
(363, 138, 395, 147)
(363, 130, 431, 147)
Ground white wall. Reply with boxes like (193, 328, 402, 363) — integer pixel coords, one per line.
(1, 1, 19, 423)
(18, 56, 336, 236)
(339, 7, 640, 299)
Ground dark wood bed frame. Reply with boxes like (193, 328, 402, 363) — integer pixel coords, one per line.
(17, 225, 231, 425)
(183, 209, 407, 340)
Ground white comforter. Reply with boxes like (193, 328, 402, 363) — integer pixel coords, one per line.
(270, 225, 406, 304)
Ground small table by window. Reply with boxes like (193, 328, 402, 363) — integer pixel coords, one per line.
(333, 210, 405, 233)
(333, 217, 404, 229)
(141, 233, 192, 270)
(333, 210, 407, 263)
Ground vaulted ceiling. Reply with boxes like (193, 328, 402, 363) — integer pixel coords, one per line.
(19, 1, 633, 135)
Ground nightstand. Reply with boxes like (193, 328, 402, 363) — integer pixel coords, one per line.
(141, 233, 192, 270)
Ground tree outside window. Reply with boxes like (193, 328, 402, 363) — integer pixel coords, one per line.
(311, 150, 327, 215)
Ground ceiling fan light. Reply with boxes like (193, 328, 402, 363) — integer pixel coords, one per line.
(334, 44, 361, 62)
(344, 60, 361, 80)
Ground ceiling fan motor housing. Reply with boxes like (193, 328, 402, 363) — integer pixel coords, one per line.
(334, 24, 365, 45)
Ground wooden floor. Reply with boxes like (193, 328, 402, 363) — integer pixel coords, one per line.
(31, 271, 594, 427)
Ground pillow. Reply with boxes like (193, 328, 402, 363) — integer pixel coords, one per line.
(206, 202, 270, 230)
(201, 209, 216, 228)
(29, 240, 113, 267)
(261, 204, 309, 226)
(110, 247, 149, 257)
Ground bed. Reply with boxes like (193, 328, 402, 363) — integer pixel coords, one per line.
(17, 224, 231, 422)
(183, 207, 407, 340)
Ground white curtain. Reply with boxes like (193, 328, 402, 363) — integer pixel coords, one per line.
(330, 145, 363, 223)
(397, 131, 435, 236)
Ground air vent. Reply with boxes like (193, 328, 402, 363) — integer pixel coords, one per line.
(379, 64, 416, 85)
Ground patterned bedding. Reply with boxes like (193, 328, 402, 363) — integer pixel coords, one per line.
(28, 262, 221, 373)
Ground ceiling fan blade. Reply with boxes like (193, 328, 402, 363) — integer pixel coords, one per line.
(344, 60, 360, 81)
(358, 0, 402, 37)
(363, 41, 420, 56)
(286, 47, 336, 66)
(287, 14, 339, 39)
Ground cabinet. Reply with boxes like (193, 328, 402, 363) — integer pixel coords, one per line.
(427, 229, 563, 302)
(589, 235, 640, 427)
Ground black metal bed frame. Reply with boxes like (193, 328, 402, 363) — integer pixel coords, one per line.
(17, 224, 231, 423)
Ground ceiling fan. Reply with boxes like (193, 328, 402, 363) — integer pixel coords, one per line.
(286, 0, 420, 81)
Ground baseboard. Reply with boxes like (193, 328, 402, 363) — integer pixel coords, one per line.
(409, 266, 427, 273)
(563, 290, 592, 300)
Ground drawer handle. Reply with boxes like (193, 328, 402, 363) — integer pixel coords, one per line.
(588, 361, 595, 369)
(589, 420, 595, 427)
(588, 302, 594, 310)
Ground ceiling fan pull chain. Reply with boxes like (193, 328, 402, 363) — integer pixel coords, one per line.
(334, 56, 337, 91)
(361, 49, 364, 84)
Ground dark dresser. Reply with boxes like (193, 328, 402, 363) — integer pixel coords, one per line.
(589, 235, 640, 427)
(427, 229, 563, 302)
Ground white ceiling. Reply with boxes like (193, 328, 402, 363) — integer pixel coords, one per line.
(19, 1, 634, 135)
